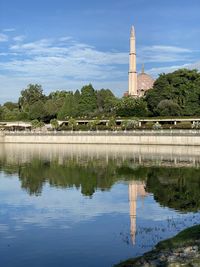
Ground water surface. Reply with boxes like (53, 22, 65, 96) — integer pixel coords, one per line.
(0, 144, 200, 266)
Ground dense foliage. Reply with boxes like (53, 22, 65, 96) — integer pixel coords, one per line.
(1, 68, 200, 121)
(146, 69, 200, 116)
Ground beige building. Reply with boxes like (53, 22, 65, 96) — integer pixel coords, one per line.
(126, 26, 154, 97)
(137, 65, 155, 97)
(128, 26, 138, 97)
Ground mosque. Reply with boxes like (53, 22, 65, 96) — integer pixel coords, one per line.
(124, 26, 154, 97)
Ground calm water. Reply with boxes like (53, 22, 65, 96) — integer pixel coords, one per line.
(0, 144, 200, 267)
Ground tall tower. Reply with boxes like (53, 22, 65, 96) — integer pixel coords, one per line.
(128, 26, 138, 96)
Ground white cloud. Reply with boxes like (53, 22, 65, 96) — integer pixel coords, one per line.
(59, 36, 73, 42)
(0, 36, 128, 100)
(13, 35, 26, 42)
(3, 28, 15, 32)
(141, 45, 192, 53)
(0, 34, 199, 101)
(138, 45, 193, 63)
(9, 38, 128, 65)
(0, 33, 8, 42)
(147, 61, 200, 77)
(0, 52, 9, 56)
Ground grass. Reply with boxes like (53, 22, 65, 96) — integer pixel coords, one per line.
(157, 224, 200, 249)
(115, 224, 200, 267)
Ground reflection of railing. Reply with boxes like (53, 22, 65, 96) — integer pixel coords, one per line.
(3, 130, 200, 136)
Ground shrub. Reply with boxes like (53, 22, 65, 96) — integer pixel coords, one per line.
(143, 122, 154, 129)
(153, 122, 162, 130)
(174, 122, 192, 129)
(192, 121, 200, 129)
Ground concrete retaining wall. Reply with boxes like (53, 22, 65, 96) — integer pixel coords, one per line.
(1, 131, 200, 145)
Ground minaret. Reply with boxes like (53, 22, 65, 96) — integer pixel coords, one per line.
(128, 26, 138, 96)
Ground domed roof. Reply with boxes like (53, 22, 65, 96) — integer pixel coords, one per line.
(137, 67, 154, 96)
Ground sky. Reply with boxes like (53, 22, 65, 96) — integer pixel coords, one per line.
(0, 0, 200, 102)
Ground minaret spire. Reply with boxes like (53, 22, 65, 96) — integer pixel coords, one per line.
(128, 25, 137, 96)
(130, 25, 135, 38)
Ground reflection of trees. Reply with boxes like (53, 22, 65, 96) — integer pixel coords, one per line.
(0, 159, 148, 196)
(146, 168, 200, 212)
(15, 159, 130, 196)
(1, 157, 200, 214)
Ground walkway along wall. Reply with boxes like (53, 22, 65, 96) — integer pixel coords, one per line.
(1, 131, 200, 146)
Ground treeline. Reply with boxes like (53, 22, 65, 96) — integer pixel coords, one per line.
(0, 84, 147, 121)
(1, 68, 200, 121)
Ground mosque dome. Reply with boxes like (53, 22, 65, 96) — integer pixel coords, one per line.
(137, 67, 154, 97)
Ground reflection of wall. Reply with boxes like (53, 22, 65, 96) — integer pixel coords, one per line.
(0, 144, 200, 167)
(129, 181, 147, 244)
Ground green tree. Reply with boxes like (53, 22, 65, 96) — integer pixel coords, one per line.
(73, 89, 81, 117)
(115, 96, 148, 117)
(157, 100, 181, 116)
(18, 84, 45, 111)
(57, 92, 76, 119)
(44, 99, 58, 119)
(145, 69, 200, 116)
(78, 84, 97, 116)
(29, 100, 47, 120)
(3, 102, 18, 111)
(47, 90, 69, 116)
(96, 89, 116, 114)
(1, 106, 20, 121)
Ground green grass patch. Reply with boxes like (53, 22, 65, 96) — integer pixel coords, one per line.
(115, 224, 200, 267)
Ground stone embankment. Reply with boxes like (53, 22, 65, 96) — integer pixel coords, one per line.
(1, 130, 200, 145)
(120, 244, 200, 267)
(116, 225, 200, 267)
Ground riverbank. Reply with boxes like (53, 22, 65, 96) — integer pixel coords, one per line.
(1, 130, 200, 145)
(115, 224, 200, 267)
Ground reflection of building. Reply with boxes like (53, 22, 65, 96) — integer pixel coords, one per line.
(129, 181, 147, 244)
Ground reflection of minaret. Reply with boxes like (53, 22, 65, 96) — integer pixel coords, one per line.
(128, 26, 137, 96)
(128, 181, 147, 245)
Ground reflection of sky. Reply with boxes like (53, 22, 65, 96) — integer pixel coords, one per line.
(0, 172, 200, 267)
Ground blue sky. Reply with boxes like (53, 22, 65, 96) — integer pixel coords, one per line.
(0, 0, 200, 102)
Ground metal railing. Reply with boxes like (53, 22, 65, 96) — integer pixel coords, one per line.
(2, 129, 200, 136)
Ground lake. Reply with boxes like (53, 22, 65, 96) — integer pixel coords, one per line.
(0, 144, 200, 267)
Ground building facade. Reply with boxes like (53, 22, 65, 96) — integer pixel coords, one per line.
(126, 26, 154, 97)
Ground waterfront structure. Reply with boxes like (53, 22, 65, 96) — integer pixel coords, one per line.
(127, 26, 154, 97)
